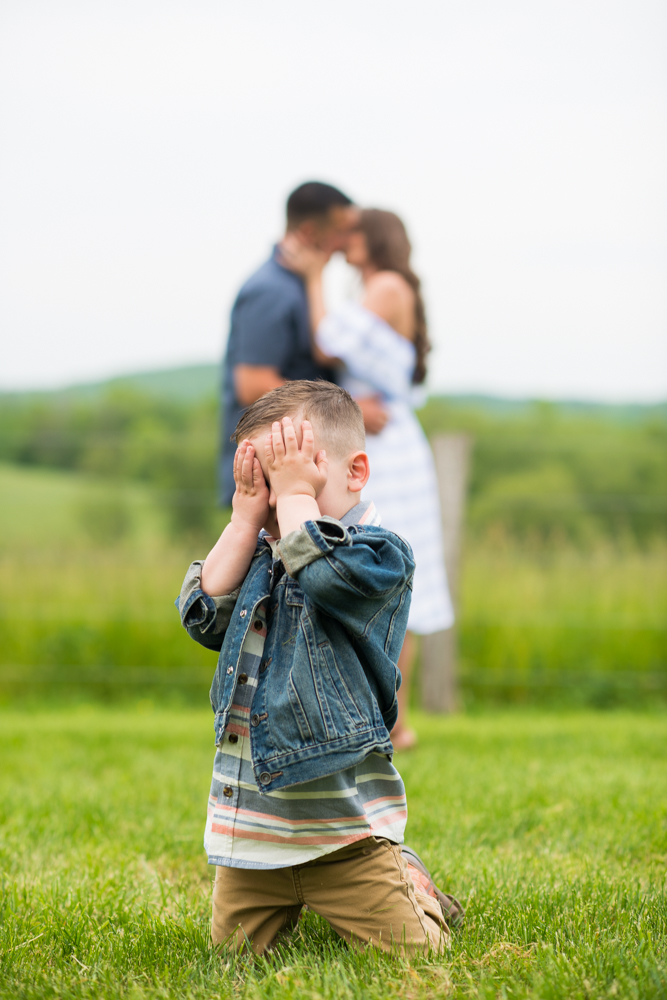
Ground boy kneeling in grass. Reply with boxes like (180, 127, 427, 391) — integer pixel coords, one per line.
(177, 380, 463, 955)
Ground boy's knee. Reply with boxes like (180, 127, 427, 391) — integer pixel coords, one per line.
(211, 902, 302, 956)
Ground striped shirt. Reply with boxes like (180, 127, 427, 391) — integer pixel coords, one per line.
(204, 500, 408, 869)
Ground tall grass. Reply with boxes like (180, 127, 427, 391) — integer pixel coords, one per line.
(1, 463, 665, 706)
(459, 536, 667, 706)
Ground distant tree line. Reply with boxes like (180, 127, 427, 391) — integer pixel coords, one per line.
(0, 388, 665, 544)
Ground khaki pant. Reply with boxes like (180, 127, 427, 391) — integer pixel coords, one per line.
(211, 837, 450, 956)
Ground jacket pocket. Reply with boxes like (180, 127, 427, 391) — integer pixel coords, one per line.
(277, 580, 304, 648)
(318, 642, 367, 730)
(288, 673, 314, 743)
(284, 580, 305, 606)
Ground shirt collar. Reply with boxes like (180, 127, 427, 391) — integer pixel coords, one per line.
(339, 500, 381, 527)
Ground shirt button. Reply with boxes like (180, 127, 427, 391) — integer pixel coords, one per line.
(251, 714, 260, 727)
(239, 610, 247, 618)
(228, 733, 239, 744)
(222, 785, 233, 798)
(238, 673, 248, 685)
(253, 620, 263, 631)
(259, 772, 272, 786)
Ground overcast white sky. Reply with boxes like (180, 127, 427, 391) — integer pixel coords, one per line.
(1, 0, 666, 399)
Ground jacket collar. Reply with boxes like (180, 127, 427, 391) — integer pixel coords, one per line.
(259, 500, 380, 557)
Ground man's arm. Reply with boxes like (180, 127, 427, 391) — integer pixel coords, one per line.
(234, 365, 285, 408)
(229, 281, 296, 407)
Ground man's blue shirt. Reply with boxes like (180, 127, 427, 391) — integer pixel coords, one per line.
(220, 247, 333, 503)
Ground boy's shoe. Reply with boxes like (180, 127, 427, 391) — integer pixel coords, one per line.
(401, 846, 465, 929)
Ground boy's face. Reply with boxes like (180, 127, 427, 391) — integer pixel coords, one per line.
(247, 418, 362, 538)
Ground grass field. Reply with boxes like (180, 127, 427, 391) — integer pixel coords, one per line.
(1, 708, 666, 999)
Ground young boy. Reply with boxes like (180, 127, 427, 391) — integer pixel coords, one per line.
(177, 381, 462, 955)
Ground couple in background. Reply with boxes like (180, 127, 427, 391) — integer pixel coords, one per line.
(221, 182, 454, 749)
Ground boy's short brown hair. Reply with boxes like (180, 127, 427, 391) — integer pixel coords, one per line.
(234, 381, 365, 458)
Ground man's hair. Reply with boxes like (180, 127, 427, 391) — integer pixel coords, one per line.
(234, 381, 365, 458)
(286, 181, 353, 230)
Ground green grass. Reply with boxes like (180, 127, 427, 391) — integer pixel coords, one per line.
(1, 708, 665, 998)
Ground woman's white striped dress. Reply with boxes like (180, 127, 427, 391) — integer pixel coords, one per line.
(317, 302, 454, 635)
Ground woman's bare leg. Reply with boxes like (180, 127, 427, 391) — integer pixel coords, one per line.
(391, 631, 418, 750)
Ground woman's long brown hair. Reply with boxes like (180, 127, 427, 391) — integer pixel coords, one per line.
(357, 208, 430, 384)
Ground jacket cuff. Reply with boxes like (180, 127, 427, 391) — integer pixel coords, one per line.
(277, 516, 352, 578)
(177, 560, 241, 634)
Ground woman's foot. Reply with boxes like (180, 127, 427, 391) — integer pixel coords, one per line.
(391, 726, 418, 752)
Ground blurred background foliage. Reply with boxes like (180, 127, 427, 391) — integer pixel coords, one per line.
(0, 364, 665, 706)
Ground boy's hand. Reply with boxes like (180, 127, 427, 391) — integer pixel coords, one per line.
(231, 440, 269, 533)
(201, 442, 267, 597)
(266, 417, 328, 500)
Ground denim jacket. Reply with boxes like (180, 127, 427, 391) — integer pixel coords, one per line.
(177, 513, 414, 793)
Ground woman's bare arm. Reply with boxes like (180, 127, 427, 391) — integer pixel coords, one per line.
(278, 234, 332, 361)
(304, 271, 333, 365)
(305, 271, 327, 333)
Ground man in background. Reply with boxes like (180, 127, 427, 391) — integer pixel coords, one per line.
(220, 181, 387, 504)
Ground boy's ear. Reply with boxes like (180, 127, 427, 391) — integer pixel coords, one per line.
(347, 451, 370, 493)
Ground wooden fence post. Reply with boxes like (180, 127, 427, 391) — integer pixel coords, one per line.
(420, 433, 471, 713)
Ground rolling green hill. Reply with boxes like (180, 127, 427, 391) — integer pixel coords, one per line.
(0, 364, 221, 404)
(2, 363, 665, 421)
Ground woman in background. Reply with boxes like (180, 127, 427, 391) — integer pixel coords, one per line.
(286, 209, 454, 750)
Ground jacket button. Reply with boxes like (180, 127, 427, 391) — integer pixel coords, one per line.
(222, 785, 233, 797)
(238, 673, 248, 685)
(251, 714, 260, 727)
(239, 610, 247, 618)
(228, 733, 238, 744)
(226, 666, 233, 675)
(259, 772, 272, 785)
